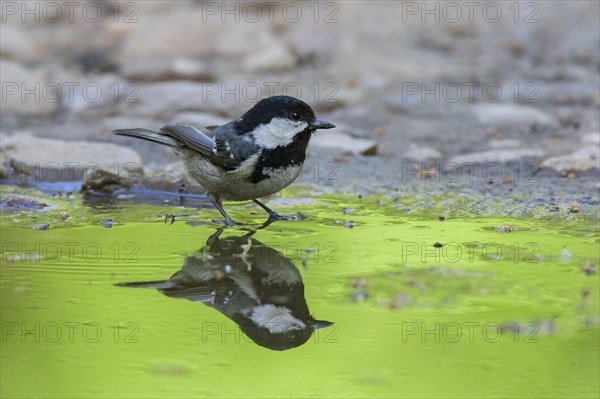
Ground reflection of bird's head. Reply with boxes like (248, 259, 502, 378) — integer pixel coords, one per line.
(116, 229, 333, 350)
(238, 304, 333, 351)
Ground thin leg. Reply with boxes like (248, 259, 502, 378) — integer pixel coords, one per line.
(209, 194, 236, 226)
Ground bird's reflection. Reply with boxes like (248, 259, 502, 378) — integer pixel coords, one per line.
(117, 229, 333, 351)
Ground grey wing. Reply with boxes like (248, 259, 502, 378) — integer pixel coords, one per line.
(160, 124, 241, 170)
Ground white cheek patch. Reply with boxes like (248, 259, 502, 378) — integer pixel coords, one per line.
(251, 118, 308, 149)
(250, 304, 306, 333)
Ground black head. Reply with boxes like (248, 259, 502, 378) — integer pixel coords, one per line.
(234, 96, 335, 135)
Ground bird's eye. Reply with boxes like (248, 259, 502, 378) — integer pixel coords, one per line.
(290, 112, 300, 121)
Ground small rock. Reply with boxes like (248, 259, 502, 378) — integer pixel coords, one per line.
(121, 10, 220, 59)
(285, 24, 338, 61)
(242, 42, 297, 72)
(541, 148, 599, 173)
(310, 131, 378, 156)
(403, 144, 442, 160)
(583, 261, 596, 276)
(137, 161, 205, 194)
(121, 56, 213, 82)
(70, 51, 118, 74)
(0, 195, 47, 212)
(123, 82, 240, 118)
(82, 168, 137, 194)
(32, 224, 50, 231)
(0, 60, 59, 117)
(0, 133, 143, 182)
(581, 132, 600, 146)
(450, 149, 544, 164)
(471, 103, 558, 129)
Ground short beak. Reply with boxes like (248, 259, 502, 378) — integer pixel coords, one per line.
(310, 119, 336, 130)
(310, 320, 334, 330)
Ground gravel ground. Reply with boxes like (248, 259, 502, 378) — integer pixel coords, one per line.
(1, 1, 598, 212)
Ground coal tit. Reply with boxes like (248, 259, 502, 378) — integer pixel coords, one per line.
(114, 95, 335, 225)
(116, 229, 333, 351)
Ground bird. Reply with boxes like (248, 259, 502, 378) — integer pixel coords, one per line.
(116, 229, 333, 351)
(113, 96, 335, 225)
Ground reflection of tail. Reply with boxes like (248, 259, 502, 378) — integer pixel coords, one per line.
(114, 280, 175, 289)
(113, 129, 180, 148)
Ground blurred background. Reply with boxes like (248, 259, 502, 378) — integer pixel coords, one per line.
(1, 0, 598, 191)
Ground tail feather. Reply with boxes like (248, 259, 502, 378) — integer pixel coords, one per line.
(113, 128, 181, 148)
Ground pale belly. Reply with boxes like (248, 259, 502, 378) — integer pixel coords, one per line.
(182, 153, 301, 201)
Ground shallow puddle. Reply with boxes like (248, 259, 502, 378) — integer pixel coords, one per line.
(1, 191, 598, 398)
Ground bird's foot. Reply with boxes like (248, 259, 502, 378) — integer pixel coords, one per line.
(267, 211, 307, 223)
(212, 218, 244, 227)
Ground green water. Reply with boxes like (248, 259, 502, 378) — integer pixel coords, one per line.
(1, 190, 599, 398)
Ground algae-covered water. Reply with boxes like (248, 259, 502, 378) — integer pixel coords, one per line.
(1, 188, 599, 398)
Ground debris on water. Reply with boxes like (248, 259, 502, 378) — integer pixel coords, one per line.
(351, 278, 368, 289)
(560, 248, 572, 259)
(583, 261, 596, 276)
(342, 207, 354, 215)
(351, 291, 368, 302)
(496, 225, 514, 233)
(438, 215, 445, 221)
(344, 220, 355, 229)
(388, 293, 411, 309)
(418, 168, 437, 179)
(301, 249, 316, 270)
(6, 253, 40, 264)
(103, 218, 113, 228)
(59, 211, 70, 221)
(569, 203, 581, 213)
(32, 223, 49, 230)
(433, 242, 443, 248)
(376, 200, 385, 206)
